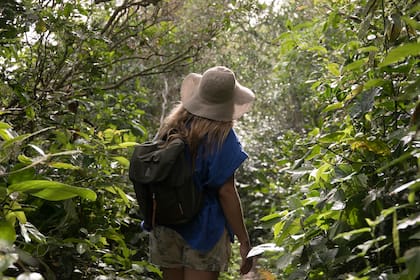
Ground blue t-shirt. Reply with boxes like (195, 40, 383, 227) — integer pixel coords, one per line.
(170, 128, 248, 252)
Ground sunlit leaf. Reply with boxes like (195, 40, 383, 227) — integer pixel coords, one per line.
(334, 227, 371, 241)
(398, 214, 420, 230)
(350, 139, 390, 156)
(261, 211, 285, 222)
(108, 142, 138, 149)
(105, 186, 130, 205)
(343, 58, 368, 72)
(379, 42, 420, 67)
(0, 220, 16, 246)
(48, 162, 80, 170)
(322, 102, 343, 113)
(20, 222, 46, 243)
(318, 132, 346, 143)
(390, 178, 420, 195)
(9, 180, 97, 201)
(112, 156, 130, 167)
(247, 243, 284, 258)
(305, 144, 321, 161)
(358, 46, 379, 53)
(17, 154, 33, 164)
(28, 144, 45, 156)
(327, 63, 340, 77)
(5, 200, 27, 224)
(274, 221, 285, 237)
(0, 122, 11, 129)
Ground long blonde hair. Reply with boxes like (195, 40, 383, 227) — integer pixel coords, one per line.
(158, 103, 233, 159)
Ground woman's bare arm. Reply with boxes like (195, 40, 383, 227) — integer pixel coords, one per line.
(218, 175, 253, 275)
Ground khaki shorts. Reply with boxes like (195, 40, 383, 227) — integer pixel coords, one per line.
(149, 226, 231, 272)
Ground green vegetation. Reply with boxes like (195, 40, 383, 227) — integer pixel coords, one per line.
(0, 0, 418, 279)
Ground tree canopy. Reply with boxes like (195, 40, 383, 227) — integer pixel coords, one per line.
(0, 0, 419, 279)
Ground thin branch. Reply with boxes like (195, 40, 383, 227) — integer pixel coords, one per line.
(102, 0, 160, 36)
(100, 47, 194, 90)
(0, 150, 82, 177)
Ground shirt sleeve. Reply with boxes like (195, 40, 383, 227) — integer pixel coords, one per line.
(205, 129, 248, 189)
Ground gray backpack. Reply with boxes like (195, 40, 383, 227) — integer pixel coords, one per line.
(129, 138, 202, 229)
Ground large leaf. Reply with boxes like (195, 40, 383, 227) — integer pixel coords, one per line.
(379, 42, 420, 67)
(0, 220, 16, 246)
(247, 243, 284, 258)
(8, 180, 97, 201)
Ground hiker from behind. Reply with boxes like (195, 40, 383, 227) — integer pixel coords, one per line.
(150, 66, 255, 280)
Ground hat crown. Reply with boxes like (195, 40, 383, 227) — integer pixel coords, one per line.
(180, 66, 254, 121)
(198, 66, 235, 103)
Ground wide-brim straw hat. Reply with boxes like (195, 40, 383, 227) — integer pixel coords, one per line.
(180, 66, 255, 121)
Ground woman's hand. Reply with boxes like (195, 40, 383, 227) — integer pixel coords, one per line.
(239, 241, 253, 275)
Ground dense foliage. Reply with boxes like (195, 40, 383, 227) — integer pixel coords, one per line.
(0, 0, 419, 279)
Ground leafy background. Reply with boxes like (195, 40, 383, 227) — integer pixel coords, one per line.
(0, 0, 419, 279)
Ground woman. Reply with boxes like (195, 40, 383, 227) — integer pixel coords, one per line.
(149, 66, 255, 280)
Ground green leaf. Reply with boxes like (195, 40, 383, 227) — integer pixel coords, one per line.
(1, 127, 54, 150)
(0, 128, 14, 141)
(358, 46, 379, 53)
(273, 221, 285, 237)
(334, 227, 371, 241)
(363, 78, 387, 90)
(17, 154, 33, 164)
(0, 220, 16, 246)
(322, 102, 344, 113)
(318, 131, 346, 143)
(48, 162, 81, 170)
(343, 58, 368, 72)
(276, 218, 301, 242)
(379, 42, 420, 67)
(307, 46, 327, 54)
(7, 166, 36, 184)
(112, 156, 130, 168)
(305, 144, 321, 161)
(108, 142, 138, 149)
(105, 186, 130, 205)
(350, 139, 390, 156)
(402, 16, 420, 31)
(261, 212, 283, 222)
(63, 3, 73, 17)
(0, 122, 11, 129)
(8, 180, 97, 201)
(327, 63, 340, 77)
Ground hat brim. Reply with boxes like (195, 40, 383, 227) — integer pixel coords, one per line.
(180, 73, 255, 121)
